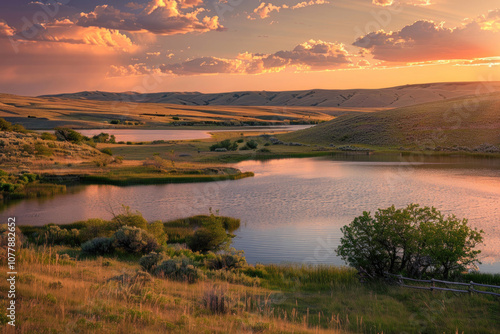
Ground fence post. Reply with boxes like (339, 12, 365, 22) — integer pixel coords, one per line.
(431, 279, 435, 293)
(469, 281, 474, 295)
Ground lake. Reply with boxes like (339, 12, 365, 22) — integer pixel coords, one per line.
(75, 125, 314, 142)
(3, 155, 500, 272)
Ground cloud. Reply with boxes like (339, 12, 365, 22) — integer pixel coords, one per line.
(250, 0, 329, 19)
(0, 21, 15, 37)
(372, 0, 433, 6)
(158, 39, 354, 75)
(353, 12, 500, 62)
(10, 19, 136, 52)
(253, 2, 283, 19)
(78, 0, 224, 35)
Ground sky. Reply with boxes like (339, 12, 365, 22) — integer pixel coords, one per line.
(0, 0, 499, 95)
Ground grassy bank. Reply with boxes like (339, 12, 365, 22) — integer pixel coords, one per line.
(7, 211, 500, 333)
(80, 171, 254, 186)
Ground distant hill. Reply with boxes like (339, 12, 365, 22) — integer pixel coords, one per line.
(41, 81, 500, 109)
(279, 93, 500, 149)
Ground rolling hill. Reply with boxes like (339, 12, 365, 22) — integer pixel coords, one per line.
(0, 93, 339, 129)
(41, 81, 500, 109)
(279, 93, 500, 149)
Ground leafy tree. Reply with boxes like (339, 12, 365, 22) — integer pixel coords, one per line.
(336, 204, 483, 279)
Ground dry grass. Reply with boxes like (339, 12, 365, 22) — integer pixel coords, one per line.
(0, 94, 335, 130)
(0, 246, 337, 334)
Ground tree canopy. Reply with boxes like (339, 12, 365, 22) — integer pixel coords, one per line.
(336, 204, 483, 279)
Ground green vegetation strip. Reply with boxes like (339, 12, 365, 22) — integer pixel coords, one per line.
(80, 172, 254, 186)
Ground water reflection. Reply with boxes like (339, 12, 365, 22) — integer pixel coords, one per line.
(2, 155, 500, 272)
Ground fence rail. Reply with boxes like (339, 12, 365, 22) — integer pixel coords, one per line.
(385, 273, 500, 297)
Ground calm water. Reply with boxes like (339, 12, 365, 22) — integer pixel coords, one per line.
(76, 125, 314, 142)
(3, 156, 500, 272)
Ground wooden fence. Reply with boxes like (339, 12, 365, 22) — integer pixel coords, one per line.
(385, 273, 500, 297)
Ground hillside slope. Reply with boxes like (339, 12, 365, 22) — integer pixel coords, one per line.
(0, 94, 337, 129)
(41, 81, 500, 108)
(280, 93, 500, 149)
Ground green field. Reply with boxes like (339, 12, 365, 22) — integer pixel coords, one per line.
(280, 93, 500, 149)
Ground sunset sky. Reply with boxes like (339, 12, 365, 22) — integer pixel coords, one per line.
(1, 0, 499, 95)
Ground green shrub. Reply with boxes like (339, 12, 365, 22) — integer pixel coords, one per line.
(111, 206, 148, 229)
(245, 140, 258, 149)
(187, 215, 230, 253)
(236, 138, 244, 143)
(112, 226, 159, 254)
(40, 225, 80, 246)
(54, 128, 88, 144)
(139, 252, 166, 272)
(146, 221, 168, 245)
(257, 148, 270, 153)
(78, 218, 118, 242)
(100, 148, 113, 156)
(81, 237, 115, 256)
(172, 116, 180, 121)
(154, 257, 203, 283)
(41, 132, 57, 141)
(35, 142, 53, 157)
(210, 139, 238, 151)
(205, 250, 247, 270)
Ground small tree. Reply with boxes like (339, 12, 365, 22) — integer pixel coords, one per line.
(188, 213, 231, 253)
(336, 204, 483, 279)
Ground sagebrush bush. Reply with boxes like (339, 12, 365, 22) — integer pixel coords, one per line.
(80, 237, 115, 256)
(205, 250, 247, 270)
(113, 226, 159, 254)
(40, 225, 80, 246)
(139, 252, 166, 272)
(154, 257, 203, 283)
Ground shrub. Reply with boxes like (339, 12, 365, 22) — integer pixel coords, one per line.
(112, 226, 160, 254)
(81, 237, 115, 256)
(110, 120, 121, 124)
(34, 142, 53, 157)
(210, 139, 238, 152)
(100, 148, 113, 156)
(205, 250, 247, 270)
(257, 148, 270, 153)
(154, 257, 203, 283)
(245, 140, 258, 150)
(78, 218, 118, 242)
(40, 225, 80, 246)
(172, 116, 180, 121)
(139, 252, 166, 272)
(336, 204, 484, 279)
(188, 215, 230, 253)
(41, 132, 57, 141)
(146, 221, 168, 245)
(54, 127, 87, 144)
(236, 138, 244, 143)
(111, 206, 148, 229)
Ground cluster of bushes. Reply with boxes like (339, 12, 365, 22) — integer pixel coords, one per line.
(210, 139, 238, 151)
(0, 170, 65, 201)
(81, 226, 160, 256)
(0, 118, 27, 133)
(92, 133, 116, 144)
(239, 140, 258, 151)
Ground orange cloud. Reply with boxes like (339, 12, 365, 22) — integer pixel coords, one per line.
(78, 0, 224, 35)
(0, 21, 15, 37)
(250, 0, 329, 19)
(158, 39, 354, 75)
(353, 12, 500, 63)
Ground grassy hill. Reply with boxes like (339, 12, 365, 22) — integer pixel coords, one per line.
(0, 93, 336, 130)
(280, 93, 500, 149)
(41, 81, 500, 108)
